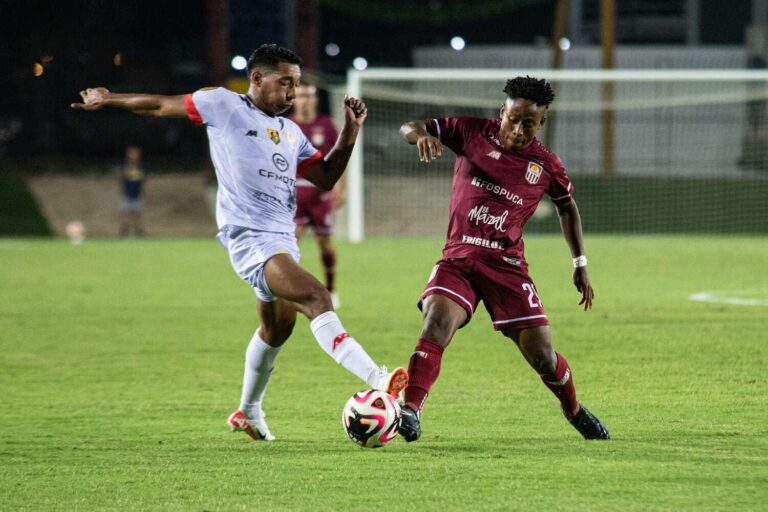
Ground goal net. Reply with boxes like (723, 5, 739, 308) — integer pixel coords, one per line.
(336, 69, 768, 241)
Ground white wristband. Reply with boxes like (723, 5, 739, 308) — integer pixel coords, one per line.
(573, 255, 588, 268)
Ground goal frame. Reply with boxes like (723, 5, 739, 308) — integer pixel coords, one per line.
(345, 68, 768, 242)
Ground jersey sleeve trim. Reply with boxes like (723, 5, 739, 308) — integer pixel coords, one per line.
(297, 151, 323, 177)
(184, 94, 203, 125)
(550, 183, 574, 204)
(432, 118, 441, 140)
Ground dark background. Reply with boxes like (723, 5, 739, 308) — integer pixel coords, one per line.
(0, 0, 755, 161)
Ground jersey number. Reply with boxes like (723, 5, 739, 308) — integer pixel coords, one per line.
(522, 283, 542, 308)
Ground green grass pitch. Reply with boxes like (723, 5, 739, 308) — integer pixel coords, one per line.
(1, 235, 767, 511)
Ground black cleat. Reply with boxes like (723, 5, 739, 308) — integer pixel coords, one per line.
(398, 404, 421, 442)
(569, 403, 610, 440)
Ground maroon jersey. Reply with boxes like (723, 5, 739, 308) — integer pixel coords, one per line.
(426, 117, 573, 268)
(290, 114, 338, 188)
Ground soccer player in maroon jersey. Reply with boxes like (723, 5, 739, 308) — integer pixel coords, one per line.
(290, 84, 343, 308)
(398, 76, 610, 441)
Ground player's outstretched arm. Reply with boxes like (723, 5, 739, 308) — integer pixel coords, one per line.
(71, 88, 188, 118)
(400, 120, 442, 163)
(556, 198, 594, 310)
(302, 96, 366, 191)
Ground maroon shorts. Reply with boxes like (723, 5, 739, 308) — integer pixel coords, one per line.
(419, 258, 549, 331)
(295, 186, 334, 235)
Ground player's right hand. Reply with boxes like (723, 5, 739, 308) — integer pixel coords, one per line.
(71, 87, 110, 110)
(573, 267, 594, 310)
(417, 135, 442, 163)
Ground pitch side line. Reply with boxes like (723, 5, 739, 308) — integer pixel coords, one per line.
(689, 291, 768, 307)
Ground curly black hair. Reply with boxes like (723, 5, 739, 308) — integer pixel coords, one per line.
(247, 44, 303, 73)
(503, 76, 555, 107)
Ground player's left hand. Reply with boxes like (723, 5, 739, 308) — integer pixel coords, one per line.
(71, 87, 110, 110)
(343, 95, 367, 127)
(573, 267, 594, 310)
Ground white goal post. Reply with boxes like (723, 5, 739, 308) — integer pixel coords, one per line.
(344, 68, 768, 241)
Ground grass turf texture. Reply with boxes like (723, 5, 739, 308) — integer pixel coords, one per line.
(1, 236, 766, 511)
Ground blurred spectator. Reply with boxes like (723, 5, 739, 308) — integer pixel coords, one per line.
(290, 84, 343, 308)
(119, 145, 146, 237)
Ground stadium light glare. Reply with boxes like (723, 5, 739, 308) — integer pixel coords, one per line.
(558, 37, 571, 51)
(450, 36, 466, 51)
(231, 55, 247, 71)
(325, 43, 340, 57)
(353, 57, 368, 71)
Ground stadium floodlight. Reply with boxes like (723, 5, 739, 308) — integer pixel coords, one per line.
(230, 55, 247, 71)
(343, 67, 768, 242)
(325, 43, 340, 57)
(353, 57, 368, 71)
(450, 36, 466, 51)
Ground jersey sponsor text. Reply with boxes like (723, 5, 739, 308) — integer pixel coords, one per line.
(468, 205, 508, 232)
(470, 176, 523, 205)
(461, 235, 506, 250)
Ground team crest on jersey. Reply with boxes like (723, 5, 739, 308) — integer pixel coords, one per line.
(311, 128, 325, 147)
(525, 162, 543, 184)
(267, 128, 281, 144)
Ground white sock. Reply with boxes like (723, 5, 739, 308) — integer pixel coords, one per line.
(309, 311, 380, 386)
(239, 329, 282, 420)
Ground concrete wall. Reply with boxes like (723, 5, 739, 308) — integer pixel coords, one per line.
(27, 174, 215, 239)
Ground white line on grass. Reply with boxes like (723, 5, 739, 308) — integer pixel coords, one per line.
(689, 290, 768, 307)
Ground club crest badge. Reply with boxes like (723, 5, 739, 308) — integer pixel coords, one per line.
(311, 128, 325, 147)
(267, 128, 281, 145)
(525, 162, 542, 184)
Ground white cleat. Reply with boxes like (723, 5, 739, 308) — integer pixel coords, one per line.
(331, 292, 341, 310)
(227, 409, 275, 441)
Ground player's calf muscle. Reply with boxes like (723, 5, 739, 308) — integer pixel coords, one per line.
(259, 320, 296, 346)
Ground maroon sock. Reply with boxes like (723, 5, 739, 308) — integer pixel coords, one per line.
(404, 338, 445, 412)
(539, 352, 579, 419)
(321, 249, 336, 292)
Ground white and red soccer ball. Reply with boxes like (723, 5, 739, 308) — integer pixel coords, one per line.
(342, 389, 401, 448)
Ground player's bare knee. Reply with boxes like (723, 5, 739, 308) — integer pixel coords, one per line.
(522, 342, 557, 374)
(528, 351, 557, 374)
(318, 237, 334, 253)
(421, 312, 459, 346)
(303, 285, 333, 317)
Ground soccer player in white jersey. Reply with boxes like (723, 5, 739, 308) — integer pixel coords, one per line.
(72, 44, 408, 441)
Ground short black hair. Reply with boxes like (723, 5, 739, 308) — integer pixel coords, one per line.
(503, 76, 555, 107)
(247, 44, 302, 73)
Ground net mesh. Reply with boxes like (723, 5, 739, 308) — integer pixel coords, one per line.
(346, 72, 768, 237)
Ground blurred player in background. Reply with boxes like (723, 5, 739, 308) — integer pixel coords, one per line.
(119, 145, 146, 237)
(398, 76, 609, 442)
(290, 84, 343, 308)
(72, 44, 407, 442)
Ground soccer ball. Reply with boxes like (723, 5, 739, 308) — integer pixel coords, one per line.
(341, 389, 401, 448)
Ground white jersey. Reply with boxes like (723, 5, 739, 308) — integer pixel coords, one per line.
(185, 87, 322, 233)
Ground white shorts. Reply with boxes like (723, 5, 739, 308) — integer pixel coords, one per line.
(216, 225, 301, 302)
